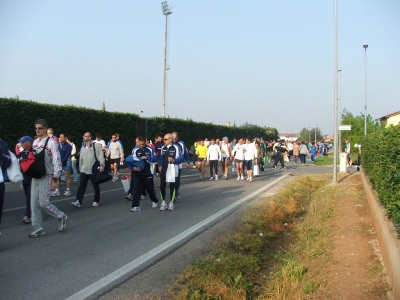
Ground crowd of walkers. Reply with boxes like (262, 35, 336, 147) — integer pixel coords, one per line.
(0, 118, 330, 238)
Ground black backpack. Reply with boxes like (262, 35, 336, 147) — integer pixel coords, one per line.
(25, 138, 49, 179)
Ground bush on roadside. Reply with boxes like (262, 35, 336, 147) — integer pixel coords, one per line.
(363, 125, 400, 236)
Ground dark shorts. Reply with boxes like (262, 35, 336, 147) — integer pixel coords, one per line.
(197, 158, 205, 162)
(235, 159, 243, 163)
(244, 160, 253, 170)
(62, 166, 72, 171)
(222, 157, 230, 162)
(109, 158, 119, 164)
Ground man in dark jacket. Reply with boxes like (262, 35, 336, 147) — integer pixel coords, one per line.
(16, 136, 34, 224)
(0, 138, 12, 236)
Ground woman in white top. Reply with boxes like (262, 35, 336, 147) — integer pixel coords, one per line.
(220, 137, 232, 180)
(244, 137, 258, 182)
(231, 138, 246, 181)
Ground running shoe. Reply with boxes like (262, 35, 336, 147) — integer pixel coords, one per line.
(51, 190, 60, 197)
(21, 216, 31, 224)
(125, 193, 133, 200)
(168, 202, 175, 211)
(71, 200, 81, 208)
(59, 214, 68, 232)
(64, 189, 71, 196)
(159, 201, 167, 211)
(92, 202, 99, 207)
(152, 202, 158, 208)
(29, 228, 46, 238)
(130, 206, 141, 212)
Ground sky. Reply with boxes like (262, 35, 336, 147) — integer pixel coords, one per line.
(1, 0, 399, 135)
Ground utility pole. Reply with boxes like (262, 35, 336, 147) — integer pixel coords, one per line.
(333, 0, 339, 183)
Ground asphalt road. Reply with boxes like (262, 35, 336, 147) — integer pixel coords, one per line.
(0, 161, 332, 300)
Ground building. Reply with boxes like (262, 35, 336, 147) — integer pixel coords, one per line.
(379, 110, 400, 127)
(278, 133, 299, 141)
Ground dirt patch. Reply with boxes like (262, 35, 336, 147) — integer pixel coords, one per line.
(313, 173, 392, 299)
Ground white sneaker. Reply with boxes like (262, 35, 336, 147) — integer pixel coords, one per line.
(160, 201, 167, 211)
(237, 176, 240, 181)
(141, 195, 146, 200)
(130, 206, 141, 212)
(215, 175, 218, 181)
(64, 189, 71, 196)
(246, 178, 249, 182)
(125, 193, 133, 200)
(21, 216, 31, 224)
(209, 177, 214, 181)
(71, 200, 81, 208)
(168, 202, 175, 211)
(240, 175, 244, 181)
(51, 189, 60, 197)
(152, 202, 158, 208)
(249, 177, 253, 182)
(200, 176, 203, 181)
(92, 202, 99, 207)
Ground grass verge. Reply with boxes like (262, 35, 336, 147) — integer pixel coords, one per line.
(168, 174, 336, 299)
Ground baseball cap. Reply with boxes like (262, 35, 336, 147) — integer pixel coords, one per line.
(18, 136, 33, 143)
(223, 136, 228, 141)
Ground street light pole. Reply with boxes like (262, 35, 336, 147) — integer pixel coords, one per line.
(314, 124, 317, 143)
(333, 0, 339, 183)
(308, 125, 311, 143)
(363, 44, 368, 135)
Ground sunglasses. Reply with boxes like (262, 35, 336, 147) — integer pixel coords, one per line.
(163, 138, 170, 141)
(34, 126, 45, 130)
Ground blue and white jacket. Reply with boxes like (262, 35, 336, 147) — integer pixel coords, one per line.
(131, 145, 157, 176)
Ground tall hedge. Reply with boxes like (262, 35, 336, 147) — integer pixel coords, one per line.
(363, 125, 400, 236)
(0, 98, 279, 152)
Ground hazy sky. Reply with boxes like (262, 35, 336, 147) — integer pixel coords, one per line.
(1, 0, 399, 135)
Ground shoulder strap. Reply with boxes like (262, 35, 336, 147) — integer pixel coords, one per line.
(92, 143, 99, 162)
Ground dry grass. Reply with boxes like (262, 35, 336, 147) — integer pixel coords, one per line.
(168, 174, 338, 300)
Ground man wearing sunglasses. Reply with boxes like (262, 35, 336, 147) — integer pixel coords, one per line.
(29, 119, 67, 238)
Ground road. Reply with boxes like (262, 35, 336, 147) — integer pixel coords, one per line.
(0, 161, 332, 300)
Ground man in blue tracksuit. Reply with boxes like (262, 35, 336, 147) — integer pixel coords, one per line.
(130, 136, 159, 212)
(172, 132, 191, 200)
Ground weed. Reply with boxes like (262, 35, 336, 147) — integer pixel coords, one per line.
(302, 282, 319, 294)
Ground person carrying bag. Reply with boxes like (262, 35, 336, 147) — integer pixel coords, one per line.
(71, 132, 107, 208)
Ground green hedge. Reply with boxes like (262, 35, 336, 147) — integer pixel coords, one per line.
(363, 125, 400, 237)
(0, 98, 279, 153)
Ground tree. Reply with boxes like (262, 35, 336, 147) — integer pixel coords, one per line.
(340, 108, 379, 150)
(298, 127, 323, 142)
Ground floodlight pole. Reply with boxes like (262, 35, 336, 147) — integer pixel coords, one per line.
(363, 44, 368, 135)
(161, 1, 172, 118)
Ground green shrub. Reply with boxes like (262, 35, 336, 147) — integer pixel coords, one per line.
(0, 98, 279, 153)
(363, 125, 400, 236)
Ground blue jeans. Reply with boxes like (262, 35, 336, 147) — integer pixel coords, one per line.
(311, 153, 316, 162)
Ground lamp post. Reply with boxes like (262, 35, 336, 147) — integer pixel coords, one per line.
(333, 0, 339, 183)
(308, 125, 311, 143)
(314, 124, 317, 143)
(141, 111, 148, 138)
(363, 44, 368, 135)
(337, 69, 342, 153)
